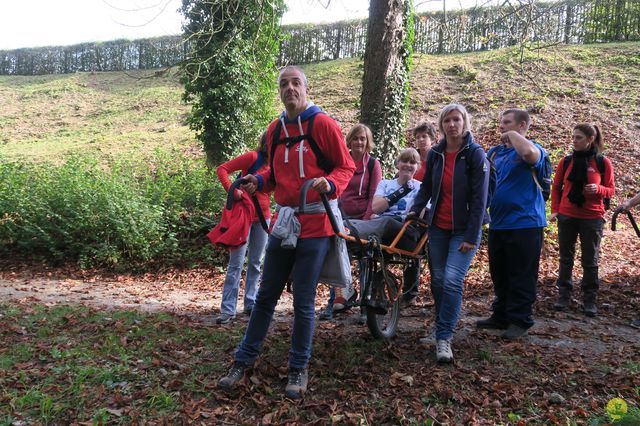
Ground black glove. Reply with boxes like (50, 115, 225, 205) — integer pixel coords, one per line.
(384, 182, 411, 207)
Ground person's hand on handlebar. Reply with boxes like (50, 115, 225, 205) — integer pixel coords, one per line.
(233, 189, 244, 201)
(311, 177, 331, 194)
(241, 174, 258, 194)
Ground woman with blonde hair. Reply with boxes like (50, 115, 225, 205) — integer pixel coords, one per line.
(319, 123, 382, 320)
(409, 103, 490, 363)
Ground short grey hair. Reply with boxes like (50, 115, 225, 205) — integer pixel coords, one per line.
(277, 66, 308, 87)
(437, 103, 472, 135)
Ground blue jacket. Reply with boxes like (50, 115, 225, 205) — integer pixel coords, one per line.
(411, 132, 490, 244)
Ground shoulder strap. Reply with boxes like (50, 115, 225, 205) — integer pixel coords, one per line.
(487, 146, 498, 161)
(595, 154, 606, 178)
(268, 114, 332, 185)
(365, 156, 376, 195)
(561, 154, 573, 179)
(269, 120, 283, 185)
(247, 152, 265, 175)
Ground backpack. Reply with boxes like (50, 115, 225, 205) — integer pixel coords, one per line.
(487, 144, 553, 201)
(269, 113, 332, 185)
(466, 144, 496, 211)
(559, 153, 610, 210)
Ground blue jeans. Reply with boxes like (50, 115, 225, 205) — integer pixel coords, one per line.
(428, 226, 479, 340)
(220, 220, 269, 316)
(235, 235, 330, 370)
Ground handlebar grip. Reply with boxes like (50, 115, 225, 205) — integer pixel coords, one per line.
(298, 179, 316, 214)
(299, 179, 341, 235)
(226, 178, 246, 210)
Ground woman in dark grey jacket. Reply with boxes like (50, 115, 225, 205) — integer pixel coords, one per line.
(410, 103, 490, 364)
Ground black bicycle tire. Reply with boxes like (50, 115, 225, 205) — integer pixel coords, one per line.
(366, 271, 401, 340)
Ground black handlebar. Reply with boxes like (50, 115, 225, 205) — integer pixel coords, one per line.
(611, 207, 640, 238)
(225, 178, 269, 232)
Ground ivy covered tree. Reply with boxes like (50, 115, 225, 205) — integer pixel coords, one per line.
(360, 0, 414, 172)
(180, 0, 285, 165)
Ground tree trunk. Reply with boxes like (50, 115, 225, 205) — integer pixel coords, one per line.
(360, 0, 412, 171)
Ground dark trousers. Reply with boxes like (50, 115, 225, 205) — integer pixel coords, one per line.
(488, 227, 543, 329)
(556, 215, 604, 301)
(235, 236, 330, 370)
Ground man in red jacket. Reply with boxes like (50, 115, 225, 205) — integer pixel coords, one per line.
(217, 66, 355, 399)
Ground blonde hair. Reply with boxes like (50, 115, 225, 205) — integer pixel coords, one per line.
(438, 103, 472, 136)
(395, 148, 421, 171)
(346, 124, 375, 153)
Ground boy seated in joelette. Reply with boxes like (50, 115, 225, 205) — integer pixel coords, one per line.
(347, 147, 422, 250)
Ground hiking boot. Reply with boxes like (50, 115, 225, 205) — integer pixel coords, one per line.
(284, 368, 308, 399)
(583, 302, 598, 317)
(217, 361, 248, 392)
(631, 319, 640, 329)
(435, 339, 453, 364)
(318, 304, 333, 321)
(215, 313, 235, 324)
(501, 324, 528, 340)
(553, 291, 571, 311)
(476, 316, 508, 330)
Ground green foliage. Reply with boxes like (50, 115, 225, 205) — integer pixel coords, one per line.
(0, 151, 225, 268)
(180, 0, 285, 165)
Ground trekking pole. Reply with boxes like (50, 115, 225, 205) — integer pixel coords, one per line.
(611, 207, 640, 238)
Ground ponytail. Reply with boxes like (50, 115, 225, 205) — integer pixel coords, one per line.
(574, 123, 603, 153)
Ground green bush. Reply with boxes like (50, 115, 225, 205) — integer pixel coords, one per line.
(0, 152, 226, 268)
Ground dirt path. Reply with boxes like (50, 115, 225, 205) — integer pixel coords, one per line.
(1, 222, 639, 358)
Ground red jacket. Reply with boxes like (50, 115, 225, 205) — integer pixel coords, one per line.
(339, 152, 382, 220)
(257, 105, 355, 238)
(551, 156, 615, 219)
(207, 192, 255, 251)
(217, 151, 271, 221)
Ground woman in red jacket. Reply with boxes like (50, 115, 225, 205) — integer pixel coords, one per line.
(550, 124, 615, 317)
(215, 134, 271, 324)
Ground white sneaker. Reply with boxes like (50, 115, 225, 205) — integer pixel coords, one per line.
(435, 339, 453, 364)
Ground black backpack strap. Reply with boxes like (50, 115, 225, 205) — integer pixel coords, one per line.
(269, 120, 283, 185)
(595, 154, 610, 209)
(364, 156, 376, 197)
(268, 114, 332, 185)
(595, 154, 606, 179)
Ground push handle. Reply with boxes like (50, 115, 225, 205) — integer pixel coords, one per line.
(299, 179, 341, 235)
(226, 178, 269, 232)
(611, 207, 640, 238)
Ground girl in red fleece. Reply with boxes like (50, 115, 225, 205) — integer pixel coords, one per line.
(550, 124, 615, 317)
(214, 133, 271, 324)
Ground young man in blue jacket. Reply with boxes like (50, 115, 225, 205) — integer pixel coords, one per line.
(476, 108, 548, 339)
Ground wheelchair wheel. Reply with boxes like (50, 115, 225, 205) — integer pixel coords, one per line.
(366, 268, 400, 340)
